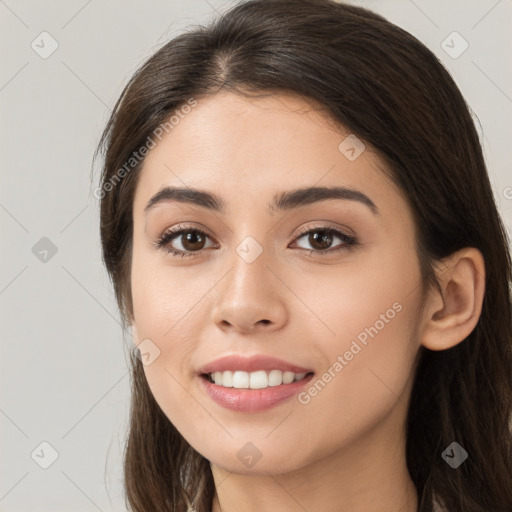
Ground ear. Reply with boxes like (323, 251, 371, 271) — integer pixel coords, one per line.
(420, 247, 486, 351)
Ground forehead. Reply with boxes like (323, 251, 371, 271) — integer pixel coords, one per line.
(133, 91, 403, 216)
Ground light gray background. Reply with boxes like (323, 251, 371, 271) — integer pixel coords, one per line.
(1, 0, 511, 510)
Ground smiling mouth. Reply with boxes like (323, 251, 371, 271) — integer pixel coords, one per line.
(201, 370, 315, 389)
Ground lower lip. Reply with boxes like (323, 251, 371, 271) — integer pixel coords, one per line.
(198, 373, 314, 412)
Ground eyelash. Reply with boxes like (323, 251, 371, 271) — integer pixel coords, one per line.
(154, 223, 358, 258)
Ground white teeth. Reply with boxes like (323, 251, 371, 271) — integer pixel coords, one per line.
(209, 370, 309, 389)
(268, 369, 283, 387)
(222, 370, 233, 387)
(248, 370, 267, 389)
(233, 370, 249, 388)
(282, 371, 295, 384)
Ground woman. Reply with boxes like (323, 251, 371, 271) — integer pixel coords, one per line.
(94, 0, 512, 510)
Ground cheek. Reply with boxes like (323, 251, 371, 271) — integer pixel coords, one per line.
(294, 247, 422, 404)
(131, 248, 210, 340)
(132, 272, 203, 376)
(290, 298, 420, 466)
(130, 253, 234, 430)
(303, 263, 422, 427)
(289, 244, 420, 354)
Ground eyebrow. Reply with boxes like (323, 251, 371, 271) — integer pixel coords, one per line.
(144, 185, 379, 215)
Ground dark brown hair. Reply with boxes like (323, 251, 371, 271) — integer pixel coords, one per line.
(94, 1, 512, 510)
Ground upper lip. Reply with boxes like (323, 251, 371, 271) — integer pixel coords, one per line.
(198, 354, 314, 375)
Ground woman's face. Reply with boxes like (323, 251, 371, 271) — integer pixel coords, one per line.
(130, 91, 426, 475)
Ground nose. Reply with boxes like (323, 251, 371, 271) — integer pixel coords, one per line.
(210, 246, 288, 334)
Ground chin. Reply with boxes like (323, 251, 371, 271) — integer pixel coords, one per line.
(205, 445, 311, 477)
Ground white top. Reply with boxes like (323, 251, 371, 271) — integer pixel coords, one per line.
(432, 494, 448, 512)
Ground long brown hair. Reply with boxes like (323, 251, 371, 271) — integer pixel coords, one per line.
(93, 1, 512, 510)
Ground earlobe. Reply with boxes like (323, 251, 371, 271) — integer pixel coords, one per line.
(420, 247, 486, 351)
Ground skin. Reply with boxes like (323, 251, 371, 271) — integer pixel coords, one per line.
(129, 91, 485, 512)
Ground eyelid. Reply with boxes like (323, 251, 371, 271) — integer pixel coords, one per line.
(294, 222, 355, 239)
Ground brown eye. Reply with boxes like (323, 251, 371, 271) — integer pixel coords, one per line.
(179, 230, 207, 251)
(306, 230, 334, 251)
(155, 225, 215, 258)
(293, 226, 357, 254)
